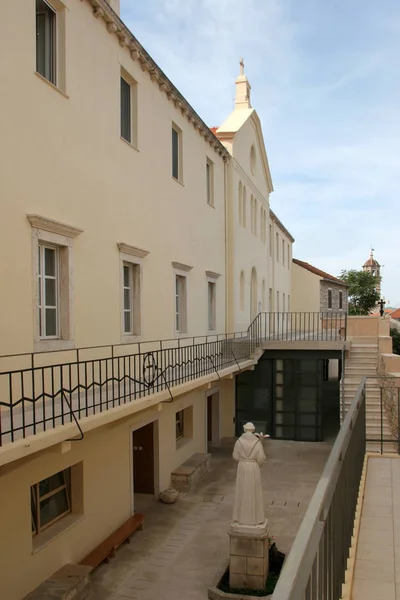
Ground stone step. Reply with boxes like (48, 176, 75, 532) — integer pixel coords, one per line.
(23, 565, 92, 600)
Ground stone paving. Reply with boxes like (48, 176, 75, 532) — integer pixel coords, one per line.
(88, 440, 332, 600)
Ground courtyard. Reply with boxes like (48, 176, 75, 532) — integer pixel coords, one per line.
(88, 439, 332, 600)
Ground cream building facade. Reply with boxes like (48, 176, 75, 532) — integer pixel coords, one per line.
(0, 1, 293, 598)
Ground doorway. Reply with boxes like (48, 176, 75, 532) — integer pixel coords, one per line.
(132, 422, 155, 495)
(207, 392, 220, 445)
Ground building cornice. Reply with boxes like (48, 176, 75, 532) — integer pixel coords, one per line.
(206, 270, 221, 279)
(269, 209, 295, 243)
(172, 262, 193, 272)
(27, 215, 83, 238)
(87, 0, 229, 161)
(117, 243, 149, 259)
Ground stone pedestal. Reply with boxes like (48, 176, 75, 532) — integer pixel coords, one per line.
(228, 520, 270, 590)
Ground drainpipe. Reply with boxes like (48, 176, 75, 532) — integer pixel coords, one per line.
(341, 346, 345, 424)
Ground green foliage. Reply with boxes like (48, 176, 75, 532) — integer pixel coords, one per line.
(391, 329, 400, 355)
(339, 269, 380, 315)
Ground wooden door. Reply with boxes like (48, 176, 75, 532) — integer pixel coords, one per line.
(132, 422, 154, 494)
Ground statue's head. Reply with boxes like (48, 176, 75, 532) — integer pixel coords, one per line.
(243, 422, 255, 433)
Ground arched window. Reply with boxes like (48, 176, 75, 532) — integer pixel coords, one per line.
(262, 279, 266, 311)
(243, 187, 247, 227)
(240, 271, 245, 311)
(238, 181, 243, 225)
(253, 197, 257, 236)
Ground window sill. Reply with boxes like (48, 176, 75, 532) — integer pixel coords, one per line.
(172, 176, 185, 187)
(32, 513, 84, 554)
(207, 202, 215, 209)
(175, 331, 188, 339)
(176, 436, 192, 451)
(34, 339, 75, 353)
(120, 137, 139, 152)
(34, 72, 69, 99)
(121, 334, 141, 344)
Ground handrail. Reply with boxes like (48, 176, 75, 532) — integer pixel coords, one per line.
(271, 377, 366, 599)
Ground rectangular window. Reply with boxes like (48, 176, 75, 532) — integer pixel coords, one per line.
(269, 288, 273, 311)
(276, 291, 279, 311)
(339, 291, 343, 310)
(175, 274, 187, 333)
(328, 289, 333, 309)
(288, 294, 291, 312)
(36, 0, 56, 85)
(31, 468, 71, 535)
(276, 233, 279, 261)
(283, 293, 286, 312)
(176, 410, 184, 440)
(38, 244, 58, 338)
(269, 225, 273, 256)
(172, 125, 181, 181)
(206, 159, 214, 206)
(282, 240, 285, 266)
(123, 262, 140, 335)
(208, 281, 216, 331)
(120, 77, 131, 143)
(287, 244, 291, 269)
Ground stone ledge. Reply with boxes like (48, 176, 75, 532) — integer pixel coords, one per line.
(23, 564, 92, 599)
(171, 452, 211, 492)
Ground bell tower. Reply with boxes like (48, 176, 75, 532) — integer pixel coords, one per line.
(362, 248, 381, 297)
(235, 58, 252, 110)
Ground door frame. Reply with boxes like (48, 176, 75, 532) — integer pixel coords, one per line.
(205, 387, 220, 447)
(129, 416, 160, 514)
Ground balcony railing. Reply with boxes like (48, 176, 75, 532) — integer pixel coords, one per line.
(271, 377, 366, 600)
(0, 312, 348, 448)
(249, 311, 347, 352)
(0, 333, 249, 447)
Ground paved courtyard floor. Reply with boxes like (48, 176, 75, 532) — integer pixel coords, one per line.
(89, 439, 332, 600)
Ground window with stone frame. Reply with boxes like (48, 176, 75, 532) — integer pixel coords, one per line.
(31, 468, 71, 535)
(328, 289, 333, 309)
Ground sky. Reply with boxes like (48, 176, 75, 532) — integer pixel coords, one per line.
(120, 0, 400, 306)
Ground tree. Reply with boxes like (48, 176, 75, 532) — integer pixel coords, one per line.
(391, 329, 400, 355)
(339, 270, 380, 315)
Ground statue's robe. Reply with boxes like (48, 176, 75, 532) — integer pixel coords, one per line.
(232, 432, 266, 526)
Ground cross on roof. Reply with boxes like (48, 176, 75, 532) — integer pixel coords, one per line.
(239, 58, 244, 75)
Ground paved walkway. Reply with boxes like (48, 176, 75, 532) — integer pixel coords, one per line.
(88, 440, 331, 600)
(352, 456, 400, 600)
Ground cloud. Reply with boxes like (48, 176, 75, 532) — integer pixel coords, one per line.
(121, 0, 400, 305)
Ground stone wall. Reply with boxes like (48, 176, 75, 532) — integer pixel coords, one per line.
(320, 281, 348, 313)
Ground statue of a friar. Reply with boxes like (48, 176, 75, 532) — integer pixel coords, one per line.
(231, 422, 268, 531)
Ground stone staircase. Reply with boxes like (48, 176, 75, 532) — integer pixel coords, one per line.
(342, 340, 396, 452)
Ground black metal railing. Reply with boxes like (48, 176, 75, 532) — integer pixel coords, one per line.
(271, 377, 366, 600)
(0, 333, 249, 446)
(248, 312, 347, 352)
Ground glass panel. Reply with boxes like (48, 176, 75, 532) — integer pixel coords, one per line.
(40, 489, 69, 527)
(124, 287, 131, 310)
(121, 77, 131, 142)
(124, 311, 131, 334)
(39, 471, 65, 497)
(172, 128, 179, 179)
(44, 247, 56, 276)
(45, 307, 57, 336)
(123, 264, 130, 287)
(45, 277, 56, 306)
(36, 1, 56, 84)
